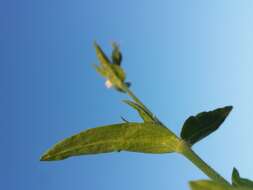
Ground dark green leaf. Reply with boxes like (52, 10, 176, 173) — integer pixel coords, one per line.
(110, 64, 126, 82)
(232, 168, 253, 188)
(180, 106, 233, 145)
(40, 122, 180, 161)
(123, 100, 154, 122)
(111, 43, 122, 66)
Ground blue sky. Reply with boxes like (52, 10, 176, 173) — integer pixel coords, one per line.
(1, 1, 253, 189)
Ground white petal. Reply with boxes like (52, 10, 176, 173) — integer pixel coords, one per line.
(105, 80, 113, 88)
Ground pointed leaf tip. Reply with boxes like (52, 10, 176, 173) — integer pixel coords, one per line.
(123, 100, 155, 123)
(40, 154, 51, 161)
(180, 106, 233, 146)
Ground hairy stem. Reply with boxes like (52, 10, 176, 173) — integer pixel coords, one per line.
(123, 85, 165, 126)
(178, 140, 231, 186)
(123, 86, 149, 112)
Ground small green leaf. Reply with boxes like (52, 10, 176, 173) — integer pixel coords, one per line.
(123, 100, 154, 122)
(40, 122, 180, 161)
(180, 106, 233, 146)
(110, 64, 126, 82)
(93, 64, 107, 77)
(190, 180, 233, 190)
(94, 42, 111, 69)
(111, 43, 122, 66)
(232, 168, 253, 188)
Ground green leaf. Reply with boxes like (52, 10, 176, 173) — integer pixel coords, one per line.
(40, 122, 180, 161)
(93, 64, 107, 77)
(232, 168, 253, 188)
(114, 82, 131, 93)
(190, 180, 230, 190)
(94, 42, 111, 69)
(190, 180, 253, 190)
(111, 43, 122, 66)
(190, 180, 233, 190)
(123, 100, 154, 122)
(110, 64, 126, 82)
(180, 106, 233, 146)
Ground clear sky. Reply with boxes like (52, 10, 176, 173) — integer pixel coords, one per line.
(1, 0, 253, 190)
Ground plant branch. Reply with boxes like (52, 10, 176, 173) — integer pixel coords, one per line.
(122, 85, 165, 127)
(178, 140, 231, 186)
(122, 84, 231, 186)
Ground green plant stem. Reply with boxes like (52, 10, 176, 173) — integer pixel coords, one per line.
(179, 141, 231, 186)
(123, 86, 165, 126)
(123, 84, 231, 186)
(122, 85, 147, 111)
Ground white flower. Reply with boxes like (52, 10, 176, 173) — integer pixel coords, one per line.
(105, 80, 113, 88)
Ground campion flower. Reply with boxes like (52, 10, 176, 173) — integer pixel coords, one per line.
(105, 79, 113, 88)
(93, 42, 131, 92)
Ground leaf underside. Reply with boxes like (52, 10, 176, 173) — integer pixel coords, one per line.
(190, 180, 231, 190)
(180, 106, 233, 146)
(190, 180, 250, 190)
(41, 122, 180, 161)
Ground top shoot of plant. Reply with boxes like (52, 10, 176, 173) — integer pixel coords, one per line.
(41, 43, 253, 190)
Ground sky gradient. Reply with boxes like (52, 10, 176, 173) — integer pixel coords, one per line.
(1, 1, 253, 190)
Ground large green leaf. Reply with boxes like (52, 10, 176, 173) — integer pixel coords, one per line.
(40, 122, 180, 161)
(190, 180, 232, 190)
(232, 168, 253, 188)
(180, 106, 233, 145)
(190, 180, 252, 190)
(123, 100, 155, 123)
